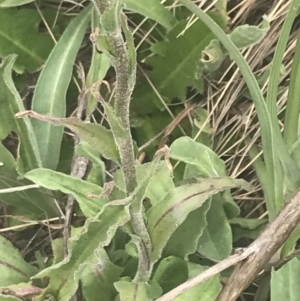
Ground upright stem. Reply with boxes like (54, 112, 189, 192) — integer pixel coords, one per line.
(91, 0, 152, 282)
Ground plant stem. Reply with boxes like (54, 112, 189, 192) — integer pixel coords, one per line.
(91, 0, 152, 281)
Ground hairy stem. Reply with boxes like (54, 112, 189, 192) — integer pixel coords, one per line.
(91, 0, 152, 281)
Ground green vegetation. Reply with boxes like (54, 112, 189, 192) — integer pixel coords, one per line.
(1, 0, 300, 300)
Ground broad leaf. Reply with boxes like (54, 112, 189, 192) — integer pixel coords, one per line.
(0, 235, 38, 286)
(147, 177, 245, 263)
(124, 0, 177, 30)
(133, 15, 225, 109)
(31, 5, 92, 170)
(174, 263, 222, 300)
(114, 280, 162, 301)
(228, 15, 270, 49)
(114, 161, 174, 205)
(152, 256, 188, 293)
(163, 202, 210, 259)
(0, 55, 41, 173)
(25, 168, 107, 217)
(271, 258, 300, 301)
(81, 248, 123, 301)
(33, 200, 131, 301)
(197, 195, 232, 261)
(170, 136, 226, 177)
(0, 9, 53, 73)
(171, 136, 241, 217)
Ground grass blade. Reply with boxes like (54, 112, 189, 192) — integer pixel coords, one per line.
(176, 0, 292, 218)
(31, 5, 92, 170)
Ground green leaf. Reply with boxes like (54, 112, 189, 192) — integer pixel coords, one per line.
(75, 141, 106, 186)
(0, 9, 53, 73)
(230, 217, 267, 241)
(0, 55, 41, 173)
(0, 235, 38, 286)
(25, 168, 108, 217)
(0, 0, 33, 7)
(123, 0, 177, 30)
(284, 30, 300, 166)
(0, 296, 22, 301)
(174, 263, 222, 300)
(100, 0, 122, 33)
(271, 258, 300, 301)
(133, 15, 225, 109)
(163, 203, 210, 259)
(176, 0, 300, 221)
(228, 15, 270, 49)
(171, 137, 241, 217)
(81, 248, 123, 301)
(18, 111, 120, 162)
(201, 39, 225, 72)
(31, 5, 92, 170)
(147, 177, 244, 263)
(143, 161, 175, 206)
(197, 195, 232, 261)
(0, 143, 59, 217)
(103, 102, 127, 140)
(114, 161, 174, 205)
(170, 136, 226, 177)
(152, 256, 188, 293)
(114, 280, 162, 301)
(86, 8, 111, 116)
(33, 200, 131, 301)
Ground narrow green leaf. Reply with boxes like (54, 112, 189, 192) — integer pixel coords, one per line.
(25, 168, 108, 217)
(17, 111, 120, 162)
(0, 143, 59, 217)
(0, 235, 38, 286)
(0, 0, 33, 7)
(176, 0, 300, 220)
(174, 263, 222, 301)
(33, 200, 131, 301)
(123, 0, 177, 30)
(147, 177, 244, 263)
(152, 256, 188, 293)
(103, 102, 128, 140)
(31, 5, 92, 170)
(271, 258, 300, 301)
(0, 55, 41, 173)
(197, 195, 232, 261)
(265, 0, 300, 216)
(0, 296, 22, 301)
(0, 9, 53, 72)
(284, 30, 300, 166)
(86, 8, 111, 116)
(100, 0, 122, 33)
